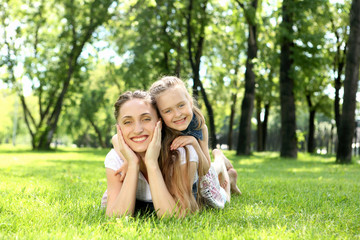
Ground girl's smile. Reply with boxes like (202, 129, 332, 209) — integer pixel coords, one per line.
(155, 86, 193, 131)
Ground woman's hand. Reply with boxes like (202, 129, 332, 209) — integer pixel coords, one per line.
(144, 120, 162, 168)
(117, 124, 140, 166)
(170, 136, 197, 150)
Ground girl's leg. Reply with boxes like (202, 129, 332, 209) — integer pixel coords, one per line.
(212, 149, 242, 195)
(212, 154, 231, 203)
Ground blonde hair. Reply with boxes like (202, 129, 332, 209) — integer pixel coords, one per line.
(149, 76, 207, 209)
(114, 90, 199, 214)
(159, 127, 199, 213)
(149, 76, 205, 130)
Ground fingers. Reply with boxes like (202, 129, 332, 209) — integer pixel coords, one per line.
(156, 120, 162, 144)
(149, 121, 162, 149)
(114, 168, 121, 176)
(170, 136, 193, 150)
(116, 125, 125, 146)
(119, 172, 126, 182)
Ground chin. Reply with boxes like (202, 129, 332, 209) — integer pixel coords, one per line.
(129, 144, 149, 153)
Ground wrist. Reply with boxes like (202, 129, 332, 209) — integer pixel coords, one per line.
(128, 161, 140, 168)
(145, 160, 160, 172)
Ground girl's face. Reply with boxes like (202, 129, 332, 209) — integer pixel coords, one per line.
(117, 99, 159, 154)
(155, 86, 193, 131)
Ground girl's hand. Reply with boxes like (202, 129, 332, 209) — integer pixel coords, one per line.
(117, 124, 139, 165)
(170, 136, 197, 150)
(114, 161, 128, 182)
(144, 121, 162, 168)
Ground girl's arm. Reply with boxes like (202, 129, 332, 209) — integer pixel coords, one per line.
(169, 125, 211, 176)
(199, 124, 212, 165)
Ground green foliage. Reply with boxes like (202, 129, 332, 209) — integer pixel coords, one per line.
(0, 0, 358, 153)
(0, 147, 359, 239)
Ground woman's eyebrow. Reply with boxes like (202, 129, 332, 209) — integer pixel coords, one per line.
(141, 113, 152, 117)
(121, 115, 132, 120)
(121, 113, 152, 119)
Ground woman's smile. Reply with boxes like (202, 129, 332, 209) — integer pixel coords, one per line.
(131, 135, 149, 143)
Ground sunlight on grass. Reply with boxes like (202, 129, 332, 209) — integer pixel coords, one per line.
(1, 146, 359, 239)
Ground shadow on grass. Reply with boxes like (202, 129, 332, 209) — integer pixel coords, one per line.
(0, 147, 109, 156)
(0, 158, 104, 182)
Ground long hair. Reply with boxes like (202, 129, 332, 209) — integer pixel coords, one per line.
(114, 90, 199, 213)
(158, 126, 199, 214)
(149, 76, 207, 210)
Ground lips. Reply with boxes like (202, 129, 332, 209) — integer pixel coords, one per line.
(131, 135, 148, 142)
(173, 117, 187, 124)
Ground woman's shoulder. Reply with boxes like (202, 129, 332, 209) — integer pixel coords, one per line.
(104, 149, 124, 171)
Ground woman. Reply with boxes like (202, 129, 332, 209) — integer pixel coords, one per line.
(102, 90, 230, 218)
(103, 90, 198, 218)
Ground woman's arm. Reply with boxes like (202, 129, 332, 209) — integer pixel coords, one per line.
(105, 164, 139, 217)
(147, 161, 197, 218)
(105, 126, 140, 217)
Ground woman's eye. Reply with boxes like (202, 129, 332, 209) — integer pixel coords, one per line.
(143, 118, 151, 121)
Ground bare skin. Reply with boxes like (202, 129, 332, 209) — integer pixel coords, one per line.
(212, 149, 242, 195)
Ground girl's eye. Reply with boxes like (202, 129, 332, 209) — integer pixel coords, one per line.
(179, 104, 185, 108)
(165, 110, 171, 114)
(123, 121, 131, 125)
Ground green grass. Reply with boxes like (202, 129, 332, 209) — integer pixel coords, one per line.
(0, 145, 359, 239)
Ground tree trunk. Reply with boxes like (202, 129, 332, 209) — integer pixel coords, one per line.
(89, 118, 107, 148)
(236, 0, 258, 155)
(306, 94, 316, 154)
(331, 18, 347, 135)
(262, 103, 270, 151)
(256, 96, 263, 151)
(186, 0, 216, 148)
(337, 0, 360, 163)
(227, 93, 237, 150)
(279, 0, 297, 158)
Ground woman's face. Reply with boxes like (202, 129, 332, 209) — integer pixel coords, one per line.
(117, 99, 159, 154)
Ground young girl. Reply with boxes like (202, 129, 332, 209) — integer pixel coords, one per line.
(148, 76, 241, 197)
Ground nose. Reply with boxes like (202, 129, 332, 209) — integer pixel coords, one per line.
(133, 121, 144, 134)
(174, 108, 181, 117)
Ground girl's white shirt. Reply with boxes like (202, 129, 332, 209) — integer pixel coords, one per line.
(104, 145, 199, 202)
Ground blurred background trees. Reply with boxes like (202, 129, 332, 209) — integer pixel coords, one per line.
(1, 0, 359, 163)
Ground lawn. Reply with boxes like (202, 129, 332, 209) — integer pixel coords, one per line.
(0, 145, 359, 239)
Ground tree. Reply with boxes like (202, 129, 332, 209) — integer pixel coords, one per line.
(235, 0, 258, 155)
(186, 0, 217, 148)
(279, 0, 297, 158)
(254, 2, 280, 152)
(328, 2, 350, 138)
(336, 0, 360, 163)
(1, 0, 117, 150)
(292, 1, 333, 154)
